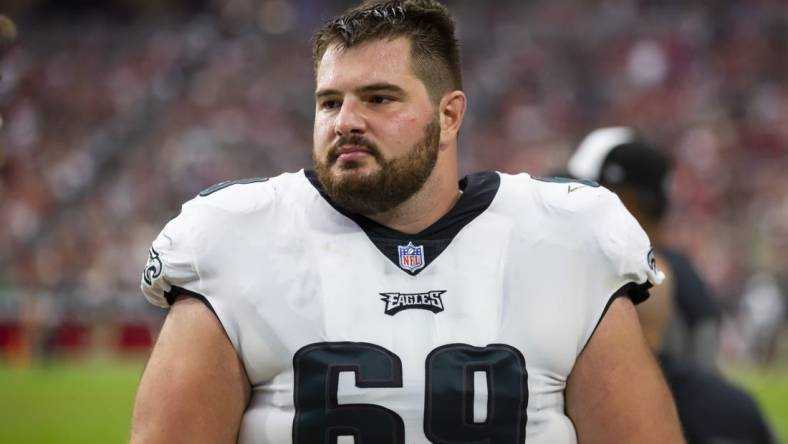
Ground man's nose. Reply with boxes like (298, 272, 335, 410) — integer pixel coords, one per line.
(335, 98, 367, 136)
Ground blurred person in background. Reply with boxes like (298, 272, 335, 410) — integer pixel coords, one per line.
(568, 127, 775, 444)
(131, 1, 682, 443)
(569, 127, 722, 370)
(739, 272, 786, 365)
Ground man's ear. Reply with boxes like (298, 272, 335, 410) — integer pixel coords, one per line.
(438, 91, 467, 148)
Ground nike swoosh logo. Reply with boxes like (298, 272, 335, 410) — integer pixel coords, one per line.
(568, 184, 584, 193)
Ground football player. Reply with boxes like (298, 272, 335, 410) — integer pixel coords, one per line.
(131, 1, 684, 443)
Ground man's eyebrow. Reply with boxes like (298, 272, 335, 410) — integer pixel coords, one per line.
(315, 83, 407, 99)
(315, 88, 341, 99)
(358, 83, 406, 95)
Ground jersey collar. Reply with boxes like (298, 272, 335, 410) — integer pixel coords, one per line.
(304, 169, 500, 275)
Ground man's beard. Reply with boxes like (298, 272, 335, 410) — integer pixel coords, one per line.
(313, 117, 441, 216)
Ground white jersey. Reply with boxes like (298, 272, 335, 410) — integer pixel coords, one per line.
(142, 170, 662, 444)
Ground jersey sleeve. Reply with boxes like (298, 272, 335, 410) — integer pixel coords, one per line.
(140, 177, 275, 308)
(140, 200, 205, 308)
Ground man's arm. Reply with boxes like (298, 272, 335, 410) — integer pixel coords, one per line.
(566, 296, 684, 444)
(130, 296, 250, 444)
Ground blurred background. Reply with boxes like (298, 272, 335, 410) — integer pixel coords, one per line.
(0, 0, 786, 442)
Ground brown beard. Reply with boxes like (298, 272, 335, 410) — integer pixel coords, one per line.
(313, 117, 441, 216)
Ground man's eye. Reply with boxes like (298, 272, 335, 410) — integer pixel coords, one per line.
(320, 100, 340, 110)
(368, 95, 393, 104)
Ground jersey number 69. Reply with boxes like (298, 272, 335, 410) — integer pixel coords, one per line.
(293, 342, 528, 444)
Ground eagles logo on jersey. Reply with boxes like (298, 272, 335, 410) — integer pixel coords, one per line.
(647, 248, 658, 273)
(379, 290, 446, 315)
(142, 248, 162, 286)
(141, 169, 662, 444)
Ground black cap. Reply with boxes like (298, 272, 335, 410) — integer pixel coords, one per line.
(600, 141, 669, 193)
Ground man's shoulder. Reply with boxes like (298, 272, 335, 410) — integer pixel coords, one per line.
(184, 170, 312, 216)
(492, 172, 647, 258)
(160, 170, 316, 242)
(495, 171, 619, 217)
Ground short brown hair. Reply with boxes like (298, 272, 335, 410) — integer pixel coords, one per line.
(312, 0, 462, 103)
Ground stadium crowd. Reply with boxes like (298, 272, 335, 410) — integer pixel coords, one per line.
(0, 0, 786, 361)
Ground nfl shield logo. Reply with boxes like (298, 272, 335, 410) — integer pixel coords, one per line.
(398, 241, 425, 273)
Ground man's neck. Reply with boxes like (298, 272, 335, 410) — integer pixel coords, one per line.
(366, 166, 460, 235)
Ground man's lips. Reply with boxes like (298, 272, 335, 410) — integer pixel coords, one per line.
(335, 145, 373, 161)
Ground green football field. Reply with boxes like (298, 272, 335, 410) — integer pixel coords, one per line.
(0, 359, 144, 444)
(0, 359, 786, 444)
(726, 365, 788, 443)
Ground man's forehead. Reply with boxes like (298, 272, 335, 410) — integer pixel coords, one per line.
(316, 37, 418, 89)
